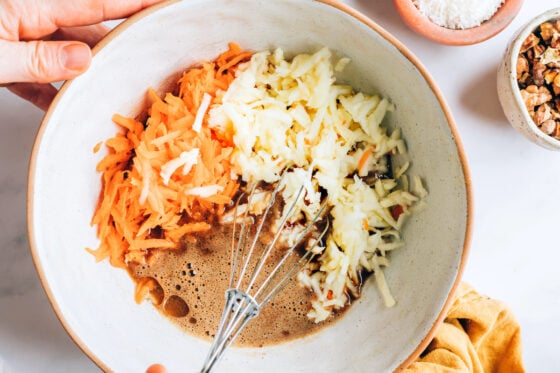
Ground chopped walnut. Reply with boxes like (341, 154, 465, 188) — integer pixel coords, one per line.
(552, 34, 560, 49)
(551, 20, 560, 48)
(542, 47, 560, 65)
(521, 33, 540, 52)
(540, 22, 556, 41)
(554, 73, 560, 95)
(544, 69, 558, 84)
(533, 44, 546, 58)
(534, 103, 552, 124)
(540, 119, 556, 134)
(533, 61, 546, 85)
(517, 56, 529, 80)
(517, 18, 560, 141)
(521, 85, 552, 109)
(552, 122, 560, 137)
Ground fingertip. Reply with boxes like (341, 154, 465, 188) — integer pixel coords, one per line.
(146, 363, 167, 373)
(60, 42, 92, 73)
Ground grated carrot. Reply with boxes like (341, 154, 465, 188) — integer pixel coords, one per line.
(93, 141, 102, 154)
(89, 43, 252, 269)
(358, 146, 374, 177)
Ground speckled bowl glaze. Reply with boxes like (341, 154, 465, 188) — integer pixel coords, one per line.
(497, 7, 560, 151)
(28, 0, 472, 372)
(394, 0, 524, 45)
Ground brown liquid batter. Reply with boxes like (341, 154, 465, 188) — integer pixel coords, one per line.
(129, 223, 345, 347)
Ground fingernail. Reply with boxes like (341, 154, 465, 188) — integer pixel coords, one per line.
(61, 43, 91, 71)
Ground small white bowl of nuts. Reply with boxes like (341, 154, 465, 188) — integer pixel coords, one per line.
(498, 7, 560, 150)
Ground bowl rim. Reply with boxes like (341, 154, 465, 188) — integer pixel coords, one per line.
(503, 7, 560, 149)
(27, 0, 474, 371)
(393, 0, 524, 45)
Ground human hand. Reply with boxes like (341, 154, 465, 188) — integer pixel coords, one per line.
(0, 0, 164, 110)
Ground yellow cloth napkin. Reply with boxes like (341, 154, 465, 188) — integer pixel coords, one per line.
(405, 283, 525, 373)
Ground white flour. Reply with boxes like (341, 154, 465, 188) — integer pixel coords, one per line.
(414, 0, 505, 29)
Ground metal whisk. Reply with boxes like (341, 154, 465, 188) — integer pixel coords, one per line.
(200, 177, 329, 372)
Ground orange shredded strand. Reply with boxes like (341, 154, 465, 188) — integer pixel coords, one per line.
(93, 141, 102, 153)
(358, 147, 374, 175)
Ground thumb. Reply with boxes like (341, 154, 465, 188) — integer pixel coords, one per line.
(0, 40, 91, 84)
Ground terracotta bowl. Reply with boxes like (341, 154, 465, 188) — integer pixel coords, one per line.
(28, 0, 472, 371)
(394, 0, 524, 45)
(497, 7, 560, 151)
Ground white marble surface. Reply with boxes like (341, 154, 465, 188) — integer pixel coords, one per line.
(1, 1, 559, 372)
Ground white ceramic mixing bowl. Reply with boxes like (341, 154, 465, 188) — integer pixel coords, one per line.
(28, 1, 472, 371)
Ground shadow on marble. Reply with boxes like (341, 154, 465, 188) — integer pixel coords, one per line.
(459, 65, 510, 127)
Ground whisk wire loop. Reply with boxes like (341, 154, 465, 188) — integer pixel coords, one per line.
(257, 205, 329, 307)
(200, 176, 329, 373)
(234, 178, 296, 290)
(243, 185, 305, 295)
